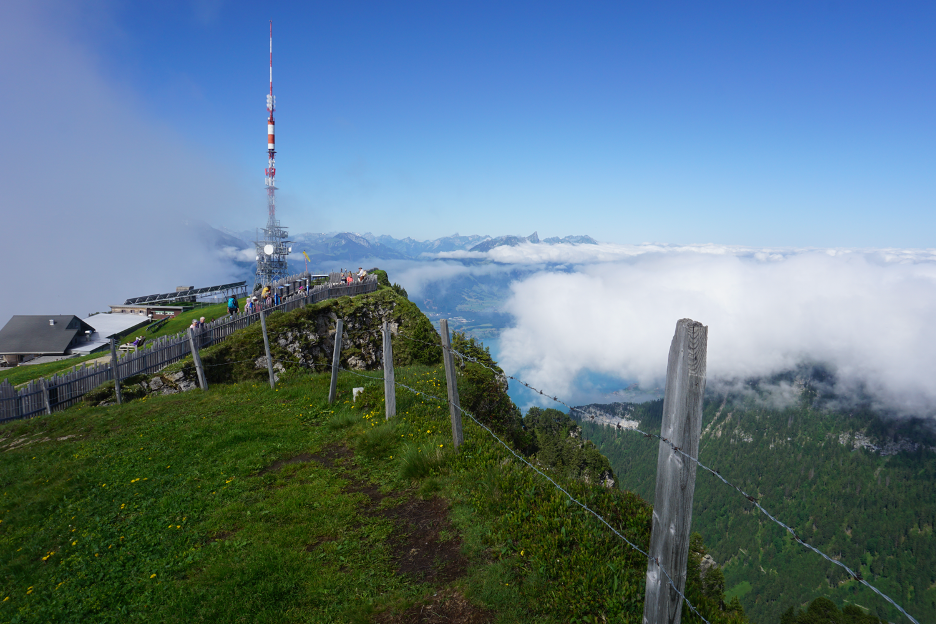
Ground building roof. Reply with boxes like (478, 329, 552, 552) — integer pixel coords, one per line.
(0, 315, 96, 355)
(82, 314, 151, 339)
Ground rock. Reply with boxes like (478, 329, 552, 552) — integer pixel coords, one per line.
(700, 554, 717, 579)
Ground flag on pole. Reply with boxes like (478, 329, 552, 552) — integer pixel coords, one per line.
(302, 251, 310, 263)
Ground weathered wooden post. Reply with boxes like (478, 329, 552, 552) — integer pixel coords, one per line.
(440, 319, 464, 449)
(259, 309, 276, 390)
(328, 319, 344, 404)
(109, 337, 123, 405)
(41, 378, 52, 415)
(382, 322, 396, 419)
(187, 328, 208, 391)
(644, 318, 707, 624)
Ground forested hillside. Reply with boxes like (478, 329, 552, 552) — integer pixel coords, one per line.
(578, 386, 936, 624)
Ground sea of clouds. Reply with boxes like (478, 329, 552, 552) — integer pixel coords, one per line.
(427, 242, 936, 416)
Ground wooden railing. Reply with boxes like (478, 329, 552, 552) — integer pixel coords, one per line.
(0, 276, 379, 422)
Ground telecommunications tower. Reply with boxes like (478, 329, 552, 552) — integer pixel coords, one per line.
(254, 20, 291, 288)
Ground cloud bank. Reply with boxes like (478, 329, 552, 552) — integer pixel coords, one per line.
(484, 243, 936, 415)
(0, 3, 251, 327)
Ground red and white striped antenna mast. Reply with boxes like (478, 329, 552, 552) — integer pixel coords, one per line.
(265, 19, 276, 218)
(255, 20, 290, 288)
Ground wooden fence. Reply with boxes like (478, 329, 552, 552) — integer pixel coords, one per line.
(0, 275, 378, 423)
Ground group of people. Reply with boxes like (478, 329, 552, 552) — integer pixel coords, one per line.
(225, 270, 368, 318)
(334, 267, 368, 286)
(226, 286, 287, 317)
(188, 316, 207, 329)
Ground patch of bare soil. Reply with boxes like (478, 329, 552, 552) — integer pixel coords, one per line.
(308, 443, 477, 613)
(309, 444, 354, 469)
(344, 480, 389, 505)
(304, 534, 338, 552)
(376, 496, 467, 585)
(257, 453, 314, 476)
(372, 587, 494, 624)
(257, 443, 353, 476)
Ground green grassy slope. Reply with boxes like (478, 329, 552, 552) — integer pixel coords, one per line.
(581, 398, 935, 624)
(0, 354, 107, 388)
(0, 287, 748, 623)
(1, 381, 745, 621)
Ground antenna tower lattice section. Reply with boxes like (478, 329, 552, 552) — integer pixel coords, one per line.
(254, 20, 290, 288)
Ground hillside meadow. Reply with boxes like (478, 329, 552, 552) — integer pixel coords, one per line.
(0, 369, 741, 623)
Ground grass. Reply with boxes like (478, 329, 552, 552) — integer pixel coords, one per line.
(136, 303, 230, 342)
(0, 361, 734, 623)
(0, 353, 107, 387)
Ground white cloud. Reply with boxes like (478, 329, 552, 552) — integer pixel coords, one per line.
(434, 240, 936, 266)
(496, 246, 936, 415)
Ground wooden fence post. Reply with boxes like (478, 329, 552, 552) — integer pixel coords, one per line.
(328, 319, 344, 404)
(188, 328, 208, 391)
(643, 318, 708, 624)
(440, 319, 463, 449)
(41, 378, 51, 415)
(259, 309, 276, 390)
(382, 322, 396, 419)
(109, 337, 123, 405)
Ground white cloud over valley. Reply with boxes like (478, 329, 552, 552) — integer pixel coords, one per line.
(478, 243, 936, 415)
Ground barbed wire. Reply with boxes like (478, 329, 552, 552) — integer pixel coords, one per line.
(335, 365, 712, 624)
(389, 333, 920, 624)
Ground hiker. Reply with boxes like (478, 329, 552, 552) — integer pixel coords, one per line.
(345, 273, 353, 285)
(227, 294, 238, 317)
(199, 316, 206, 328)
(357, 267, 367, 280)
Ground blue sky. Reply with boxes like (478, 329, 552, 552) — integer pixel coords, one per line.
(1, 1, 935, 414)
(23, 0, 930, 247)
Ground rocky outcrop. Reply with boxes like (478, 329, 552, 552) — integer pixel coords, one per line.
(700, 554, 718, 579)
(85, 287, 440, 405)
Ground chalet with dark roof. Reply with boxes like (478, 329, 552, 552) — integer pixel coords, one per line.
(0, 316, 97, 365)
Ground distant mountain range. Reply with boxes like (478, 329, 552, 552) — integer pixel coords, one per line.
(215, 226, 597, 263)
(203, 223, 598, 340)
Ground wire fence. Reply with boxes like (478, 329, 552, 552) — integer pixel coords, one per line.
(0, 302, 918, 623)
(394, 331, 920, 624)
(0, 276, 379, 423)
(336, 364, 712, 624)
